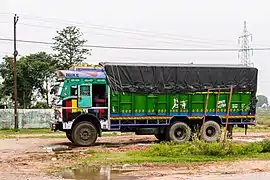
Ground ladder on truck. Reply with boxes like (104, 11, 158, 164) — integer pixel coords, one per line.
(201, 86, 233, 142)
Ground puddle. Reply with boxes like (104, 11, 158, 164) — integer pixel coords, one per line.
(137, 143, 153, 146)
(61, 166, 138, 180)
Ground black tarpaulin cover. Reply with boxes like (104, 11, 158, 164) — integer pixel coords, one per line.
(99, 62, 258, 94)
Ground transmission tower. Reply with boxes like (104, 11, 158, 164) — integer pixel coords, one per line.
(238, 21, 253, 66)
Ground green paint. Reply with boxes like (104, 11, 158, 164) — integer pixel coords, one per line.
(59, 78, 253, 116)
(61, 78, 107, 99)
(78, 84, 92, 108)
(110, 91, 253, 115)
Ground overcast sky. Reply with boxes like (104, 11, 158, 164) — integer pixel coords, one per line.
(0, 0, 269, 98)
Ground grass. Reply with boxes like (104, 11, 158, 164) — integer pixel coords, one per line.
(234, 125, 270, 132)
(143, 140, 270, 157)
(0, 128, 134, 139)
(0, 128, 56, 135)
(0, 134, 66, 139)
(84, 140, 270, 165)
(0, 128, 64, 139)
(256, 109, 270, 126)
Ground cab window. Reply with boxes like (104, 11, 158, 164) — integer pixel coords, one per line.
(70, 86, 77, 96)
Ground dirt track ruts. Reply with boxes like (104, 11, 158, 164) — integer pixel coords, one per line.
(0, 132, 270, 180)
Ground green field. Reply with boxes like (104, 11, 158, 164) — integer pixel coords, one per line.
(256, 109, 270, 125)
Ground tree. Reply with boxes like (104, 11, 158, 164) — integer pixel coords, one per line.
(0, 52, 56, 108)
(20, 52, 57, 105)
(31, 101, 50, 109)
(0, 55, 31, 108)
(257, 95, 268, 107)
(52, 26, 90, 70)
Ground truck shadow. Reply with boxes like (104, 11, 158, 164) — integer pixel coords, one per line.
(49, 139, 158, 149)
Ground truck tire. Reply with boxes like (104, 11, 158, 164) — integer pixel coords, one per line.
(72, 121, 98, 146)
(66, 131, 74, 143)
(154, 133, 167, 141)
(201, 121, 221, 142)
(168, 122, 191, 144)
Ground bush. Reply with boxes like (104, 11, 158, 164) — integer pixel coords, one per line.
(258, 139, 270, 152)
(143, 139, 270, 158)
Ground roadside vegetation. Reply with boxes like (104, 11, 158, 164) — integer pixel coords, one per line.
(0, 128, 56, 135)
(257, 110, 270, 126)
(84, 139, 270, 165)
(234, 125, 270, 132)
(0, 128, 64, 139)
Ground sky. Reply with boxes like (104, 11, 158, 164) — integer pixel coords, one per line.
(0, 0, 270, 98)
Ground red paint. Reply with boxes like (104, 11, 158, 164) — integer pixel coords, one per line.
(86, 71, 98, 77)
(94, 98, 105, 103)
(57, 110, 62, 118)
(99, 109, 105, 118)
(65, 100, 72, 120)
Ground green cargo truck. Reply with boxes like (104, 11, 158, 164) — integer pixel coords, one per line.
(51, 62, 258, 146)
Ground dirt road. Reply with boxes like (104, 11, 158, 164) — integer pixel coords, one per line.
(0, 132, 270, 180)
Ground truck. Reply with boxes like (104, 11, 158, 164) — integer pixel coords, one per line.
(51, 62, 258, 146)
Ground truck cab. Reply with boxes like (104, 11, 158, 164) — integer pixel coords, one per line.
(51, 65, 111, 145)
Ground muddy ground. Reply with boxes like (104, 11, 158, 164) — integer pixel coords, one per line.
(0, 132, 270, 180)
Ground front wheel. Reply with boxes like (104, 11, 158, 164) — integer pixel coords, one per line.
(72, 121, 98, 146)
(167, 122, 191, 144)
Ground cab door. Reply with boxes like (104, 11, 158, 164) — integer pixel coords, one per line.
(78, 84, 92, 108)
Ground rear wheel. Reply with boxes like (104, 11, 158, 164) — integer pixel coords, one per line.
(167, 122, 191, 144)
(201, 121, 221, 142)
(72, 121, 98, 146)
(66, 131, 74, 143)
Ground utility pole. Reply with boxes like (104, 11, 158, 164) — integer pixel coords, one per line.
(13, 14, 19, 129)
(238, 21, 253, 66)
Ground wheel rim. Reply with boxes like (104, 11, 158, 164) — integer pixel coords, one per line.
(79, 127, 93, 141)
(174, 127, 186, 140)
(206, 126, 216, 137)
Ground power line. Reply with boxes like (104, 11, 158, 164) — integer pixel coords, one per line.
(17, 14, 237, 47)
(19, 15, 270, 48)
(0, 20, 229, 48)
(0, 13, 11, 15)
(17, 21, 270, 48)
(1, 37, 270, 52)
(17, 22, 216, 48)
(3, 13, 270, 47)
(0, 51, 11, 54)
